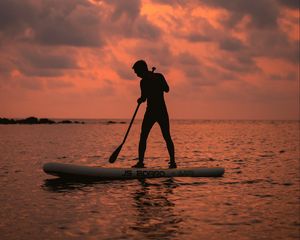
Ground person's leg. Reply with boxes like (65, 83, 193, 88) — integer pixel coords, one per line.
(158, 112, 176, 168)
(133, 111, 155, 168)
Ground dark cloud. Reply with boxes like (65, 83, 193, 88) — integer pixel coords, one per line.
(21, 50, 78, 69)
(114, 62, 135, 80)
(177, 52, 199, 65)
(186, 33, 212, 42)
(177, 52, 241, 88)
(35, 24, 104, 47)
(0, 57, 12, 77)
(177, 18, 249, 75)
(189, 64, 240, 87)
(132, 42, 174, 71)
(269, 72, 298, 81)
(133, 16, 161, 40)
(109, 0, 141, 21)
(183, 65, 203, 79)
(7, 47, 79, 78)
(0, 0, 161, 47)
(214, 54, 260, 73)
(0, 0, 36, 33)
(200, 0, 279, 29)
(16, 77, 44, 90)
(176, 1, 298, 67)
(159, 0, 282, 30)
(104, 4, 161, 40)
(219, 37, 245, 52)
(109, 16, 162, 41)
(16, 67, 65, 78)
(91, 0, 161, 40)
(176, 17, 217, 43)
(0, 0, 105, 47)
(152, 0, 187, 5)
(248, 29, 299, 64)
(46, 79, 74, 89)
(35, 0, 105, 47)
(276, 0, 300, 9)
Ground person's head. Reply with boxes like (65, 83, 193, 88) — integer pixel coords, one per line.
(132, 60, 148, 78)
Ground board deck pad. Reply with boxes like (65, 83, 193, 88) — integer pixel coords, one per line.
(43, 162, 225, 180)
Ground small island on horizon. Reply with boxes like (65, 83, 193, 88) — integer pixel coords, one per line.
(0, 117, 85, 125)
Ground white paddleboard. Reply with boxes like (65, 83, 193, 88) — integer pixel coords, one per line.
(43, 162, 225, 180)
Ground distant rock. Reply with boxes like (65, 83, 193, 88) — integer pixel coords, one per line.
(39, 118, 56, 124)
(57, 120, 85, 124)
(74, 121, 85, 124)
(0, 116, 85, 124)
(107, 120, 117, 124)
(16, 117, 39, 124)
(0, 118, 16, 124)
(58, 120, 73, 124)
(106, 120, 126, 124)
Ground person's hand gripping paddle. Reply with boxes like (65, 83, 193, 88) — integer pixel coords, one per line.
(109, 67, 156, 163)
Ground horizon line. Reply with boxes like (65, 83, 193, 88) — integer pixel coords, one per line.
(1, 116, 299, 121)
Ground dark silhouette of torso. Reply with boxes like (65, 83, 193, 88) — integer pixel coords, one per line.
(140, 72, 169, 112)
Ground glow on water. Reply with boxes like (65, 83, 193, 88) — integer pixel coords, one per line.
(0, 120, 299, 240)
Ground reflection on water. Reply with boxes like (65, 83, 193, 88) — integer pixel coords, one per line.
(42, 178, 109, 193)
(0, 120, 299, 240)
(42, 177, 183, 240)
(131, 179, 182, 240)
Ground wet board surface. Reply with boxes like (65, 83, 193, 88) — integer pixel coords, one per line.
(43, 162, 225, 180)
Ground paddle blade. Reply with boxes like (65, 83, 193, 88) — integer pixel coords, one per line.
(109, 144, 123, 163)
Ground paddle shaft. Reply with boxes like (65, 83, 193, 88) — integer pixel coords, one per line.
(121, 102, 140, 145)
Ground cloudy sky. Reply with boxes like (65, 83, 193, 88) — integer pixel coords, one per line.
(0, 0, 299, 119)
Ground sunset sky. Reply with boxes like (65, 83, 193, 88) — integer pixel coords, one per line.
(0, 0, 299, 120)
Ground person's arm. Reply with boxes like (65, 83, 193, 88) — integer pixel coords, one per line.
(160, 74, 169, 92)
(137, 80, 147, 104)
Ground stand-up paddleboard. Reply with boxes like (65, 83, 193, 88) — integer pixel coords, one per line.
(43, 162, 225, 180)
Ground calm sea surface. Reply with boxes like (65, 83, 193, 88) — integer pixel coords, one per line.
(0, 120, 299, 240)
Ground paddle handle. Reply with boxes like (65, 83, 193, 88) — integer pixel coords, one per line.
(121, 102, 141, 145)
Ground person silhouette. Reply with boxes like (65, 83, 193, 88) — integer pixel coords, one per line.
(131, 60, 176, 168)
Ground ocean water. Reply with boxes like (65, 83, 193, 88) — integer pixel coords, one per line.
(0, 120, 299, 240)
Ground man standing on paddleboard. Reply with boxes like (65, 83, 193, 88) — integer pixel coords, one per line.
(131, 60, 176, 169)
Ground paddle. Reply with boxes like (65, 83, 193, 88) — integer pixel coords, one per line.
(109, 67, 156, 163)
(109, 102, 141, 163)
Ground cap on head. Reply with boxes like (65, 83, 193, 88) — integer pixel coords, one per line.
(132, 60, 148, 71)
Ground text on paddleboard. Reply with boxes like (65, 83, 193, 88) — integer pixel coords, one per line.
(122, 170, 166, 178)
